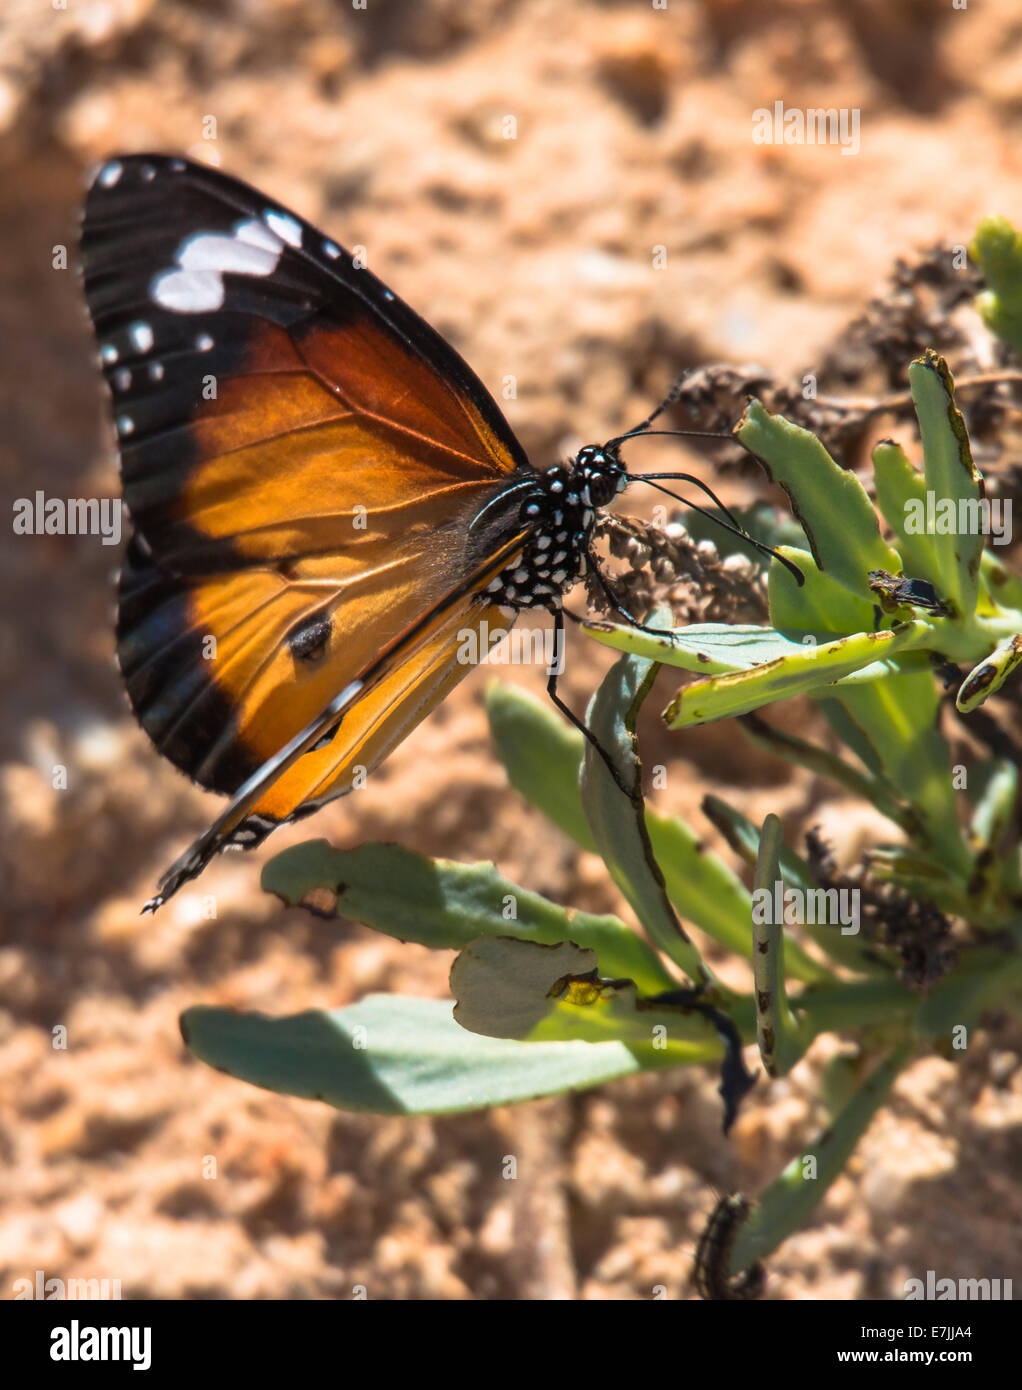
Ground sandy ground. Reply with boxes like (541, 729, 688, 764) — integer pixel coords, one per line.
(1, 0, 1021, 1300)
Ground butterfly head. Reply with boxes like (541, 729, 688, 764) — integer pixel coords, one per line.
(571, 443, 628, 509)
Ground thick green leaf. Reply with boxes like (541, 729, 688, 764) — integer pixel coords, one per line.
(768, 546, 877, 637)
(181, 996, 650, 1114)
(736, 399, 901, 598)
(730, 1046, 912, 1272)
(908, 351, 983, 620)
(450, 936, 721, 1056)
(585, 619, 883, 674)
(956, 633, 1022, 712)
(751, 815, 806, 1077)
(872, 439, 943, 587)
(484, 682, 595, 850)
(262, 839, 674, 995)
(971, 215, 1022, 353)
(581, 634, 710, 986)
(835, 675, 973, 876)
(663, 624, 926, 728)
(485, 683, 813, 979)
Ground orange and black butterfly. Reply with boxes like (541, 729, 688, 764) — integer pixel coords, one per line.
(81, 154, 794, 911)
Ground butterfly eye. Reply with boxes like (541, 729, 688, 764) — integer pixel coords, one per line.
(587, 472, 619, 508)
(572, 445, 625, 508)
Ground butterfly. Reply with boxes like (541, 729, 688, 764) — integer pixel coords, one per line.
(81, 154, 796, 911)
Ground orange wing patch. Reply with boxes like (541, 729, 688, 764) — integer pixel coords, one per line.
(248, 592, 515, 822)
(140, 530, 529, 908)
(174, 318, 520, 566)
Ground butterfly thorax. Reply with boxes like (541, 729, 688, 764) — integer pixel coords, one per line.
(485, 445, 627, 611)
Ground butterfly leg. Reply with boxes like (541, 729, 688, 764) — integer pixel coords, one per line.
(586, 554, 676, 638)
(543, 604, 634, 800)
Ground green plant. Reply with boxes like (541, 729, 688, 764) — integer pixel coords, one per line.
(181, 333, 1022, 1296)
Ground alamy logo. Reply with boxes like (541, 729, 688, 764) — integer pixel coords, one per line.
(50, 1320, 151, 1372)
(904, 492, 1012, 545)
(752, 100, 860, 156)
(456, 620, 565, 673)
(12, 491, 122, 546)
(13, 1269, 122, 1300)
(751, 881, 860, 935)
(904, 1271, 1012, 1300)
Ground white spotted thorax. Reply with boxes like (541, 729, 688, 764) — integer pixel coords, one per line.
(485, 445, 627, 612)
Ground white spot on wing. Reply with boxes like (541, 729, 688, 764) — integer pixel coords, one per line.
(195, 333, 214, 352)
(113, 368, 131, 391)
(236, 218, 285, 254)
(264, 210, 302, 247)
(148, 361, 164, 381)
(98, 161, 122, 188)
(323, 240, 340, 259)
(152, 268, 224, 312)
(101, 344, 118, 364)
(129, 321, 154, 353)
(117, 414, 134, 435)
(151, 219, 285, 313)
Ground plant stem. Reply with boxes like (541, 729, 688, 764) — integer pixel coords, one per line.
(731, 1043, 914, 1272)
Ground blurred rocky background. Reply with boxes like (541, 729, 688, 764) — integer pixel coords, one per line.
(1, 0, 1021, 1299)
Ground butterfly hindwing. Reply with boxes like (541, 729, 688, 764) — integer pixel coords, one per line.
(146, 530, 530, 907)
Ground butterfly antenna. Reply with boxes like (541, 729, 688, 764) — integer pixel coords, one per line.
(607, 367, 766, 449)
(635, 475, 805, 586)
(614, 368, 696, 439)
(607, 425, 737, 450)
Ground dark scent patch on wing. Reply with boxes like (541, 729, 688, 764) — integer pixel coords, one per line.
(288, 613, 334, 664)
